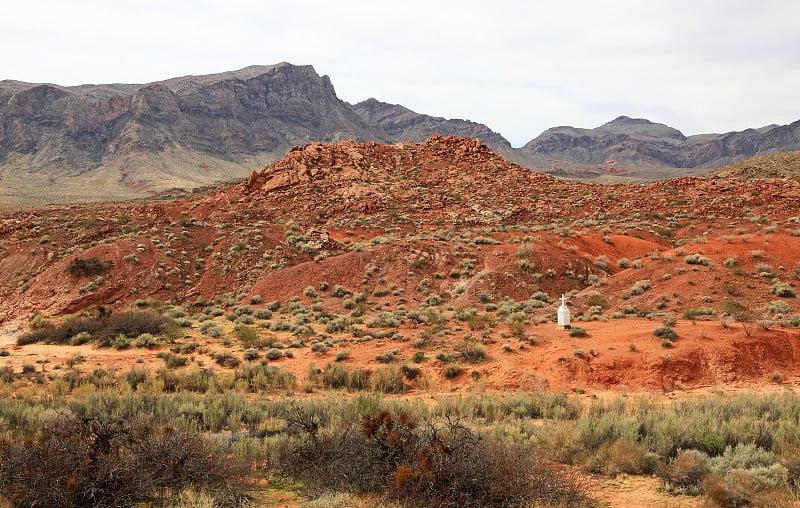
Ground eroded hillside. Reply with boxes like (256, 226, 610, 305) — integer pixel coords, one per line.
(2, 136, 800, 392)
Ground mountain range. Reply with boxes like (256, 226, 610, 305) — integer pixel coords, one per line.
(2, 62, 799, 207)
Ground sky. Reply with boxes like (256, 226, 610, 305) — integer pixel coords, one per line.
(2, 0, 799, 146)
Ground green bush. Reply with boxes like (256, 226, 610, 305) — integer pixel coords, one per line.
(764, 301, 791, 314)
(569, 327, 587, 337)
(443, 364, 462, 379)
(370, 366, 408, 394)
(771, 282, 796, 298)
(683, 307, 715, 320)
(628, 280, 651, 296)
(685, 253, 713, 267)
(653, 326, 677, 340)
(455, 341, 487, 363)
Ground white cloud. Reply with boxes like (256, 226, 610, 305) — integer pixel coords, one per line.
(2, 0, 799, 145)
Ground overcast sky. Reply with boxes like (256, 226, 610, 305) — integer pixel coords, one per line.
(2, 0, 799, 146)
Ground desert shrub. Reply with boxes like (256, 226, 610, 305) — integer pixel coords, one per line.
(685, 253, 713, 267)
(375, 349, 399, 364)
(214, 352, 241, 368)
(653, 326, 677, 340)
(683, 307, 715, 320)
(319, 363, 350, 390)
(662, 315, 677, 326)
(764, 301, 791, 315)
(569, 327, 587, 337)
(0, 412, 248, 507)
(443, 364, 462, 379)
(755, 263, 775, 276)
(18, 310, 171, 346)
(368, 312, 400, 328)
(721, 300, 747, 316)
(253, 307, 272, 319)
(709, 443, 775, 477)
(424, 294, 445, 306)
(133, 332, 158, 348)
(455, 341, 487, 363)
(243, 348, 260, 361)
(628, 280, 651, 296)
(236, 363, 296, 391)
(112, 334, 132, 350)
(703, 449, 790, 507)
(325, 316, 351, 334)
(660, 449, 710, 495)
(370, 366, 408, 394)
(65, 256, 113, 277)
(584, 437, 654, 476)
(200, 323, 223, 338)
(771, 282, 796, 298)
(233, 324, 259, 347)
(266, 348, 283, 361)
(156, 351, 188, 369)
(101, 311, 171, 340)
(276, 410, 592, 507)
(401, 364, 420, 380)
(332, 285, 352, 298)
(233, 305, 252, 316)
(319, 364, 371, 391)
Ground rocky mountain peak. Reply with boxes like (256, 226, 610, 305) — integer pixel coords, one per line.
(596, 116, 686, 140)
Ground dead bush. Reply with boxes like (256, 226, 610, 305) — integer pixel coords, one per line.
(0, 412, 248, 507)
(66, 256, 113, 277)
(660, 449, 711, 495)
(584, 438, 654, 476)
(276, 410, 594, 507)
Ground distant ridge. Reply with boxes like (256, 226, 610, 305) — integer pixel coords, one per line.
(516, 115, 800, 173)
(1, 63, 800, 207)
(710, 151, 800, 181)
